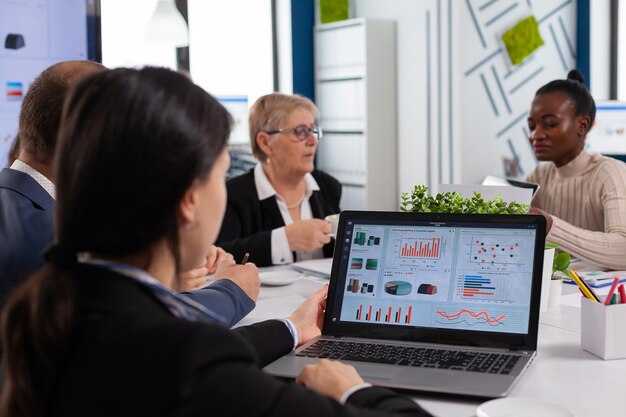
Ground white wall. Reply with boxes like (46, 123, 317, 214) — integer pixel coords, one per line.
(620, 0, 626, 101)
(353, 0, 456, 197)
(187, 0, 274, 104)
(590, 0, 611, 99)
(353, 0, 577, 195)
(101, 0, 177, 69)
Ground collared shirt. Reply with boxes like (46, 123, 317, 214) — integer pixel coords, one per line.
(254, 164, 324, 265)
(10, 159, 56, 199)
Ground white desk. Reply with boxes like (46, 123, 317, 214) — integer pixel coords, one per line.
(242, 272, 625, 416)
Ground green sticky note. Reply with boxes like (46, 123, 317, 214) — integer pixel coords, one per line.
(320, 0, 349, 24)
(501, 16, 544, 65)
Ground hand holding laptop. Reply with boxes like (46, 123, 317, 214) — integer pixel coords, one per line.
(287, 285, 328, 346)
(288, 285, 369, 402)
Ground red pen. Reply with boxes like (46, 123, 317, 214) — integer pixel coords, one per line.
(618, 283, 626, 304)
(604, 277, 621, 305)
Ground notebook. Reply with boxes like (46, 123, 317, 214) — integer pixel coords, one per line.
(565, 270, 626, 288)
(265, 211, 546, 398)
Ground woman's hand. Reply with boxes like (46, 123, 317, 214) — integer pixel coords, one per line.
(285, 219, 332, 253)
(529, 207, 554, 234)
(178, 263, 210, 292)
(214, 261, 261, 302)
(178, 246, 236, 292)
(296, 359, 365, 402)
(206, 245, 234, 274)
(287, 285, 328, 346)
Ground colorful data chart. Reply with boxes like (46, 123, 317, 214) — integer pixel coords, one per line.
(346, 278, 375, 294)
(435, 308, 507, 327)
(462, 275, 496, 298)
(353, 231, 381, 246)
(355, 304, 413, 324)
(5, 82, 23, 101)
(384, 280, 412, 296)
(400, 237, 441, 259)
(365, 258, 378, 270)
(471, 238, 522, 264)
(350, 258, 363, 269)
(417, 283, 438, 295)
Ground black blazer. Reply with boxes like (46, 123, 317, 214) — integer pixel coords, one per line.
(49, 266, 431, 417)
(0, 168, 54, 303)
(217, 169, 341, 266)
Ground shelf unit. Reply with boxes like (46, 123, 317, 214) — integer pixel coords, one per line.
(314, 18, 397, 210)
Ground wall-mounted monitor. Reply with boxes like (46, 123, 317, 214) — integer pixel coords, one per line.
(0, 0, 101, 167)
(586, 101, 626, 157)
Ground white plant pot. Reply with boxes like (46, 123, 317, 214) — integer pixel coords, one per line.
(539, 248, 555, 313)
(548, 278, 563, 309)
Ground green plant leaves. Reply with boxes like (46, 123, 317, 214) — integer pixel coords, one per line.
(553, 251, 571, 273)
(400, 185, 530, 215)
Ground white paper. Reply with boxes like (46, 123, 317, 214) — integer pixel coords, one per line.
(437, 184, 533, 206)
(290, 258, 333, 278)
(235, 294, 306, 327)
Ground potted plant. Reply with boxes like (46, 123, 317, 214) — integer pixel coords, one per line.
(400, 185, 530, 214)
(545, 243, 571, 308)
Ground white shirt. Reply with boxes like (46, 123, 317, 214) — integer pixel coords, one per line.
(10, 159, 56, 199)
(253, 164, 324, 265)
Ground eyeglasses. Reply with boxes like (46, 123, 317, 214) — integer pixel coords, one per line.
(265, 125, 323, 141)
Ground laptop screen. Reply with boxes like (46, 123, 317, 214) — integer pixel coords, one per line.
(325, 212, 546, 349)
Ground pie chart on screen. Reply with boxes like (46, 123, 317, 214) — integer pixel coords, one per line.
(384, 281, 412, 296)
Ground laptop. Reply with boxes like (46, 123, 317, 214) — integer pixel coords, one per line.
(265, 211, 546, 398)
(481, 175, 541, 198)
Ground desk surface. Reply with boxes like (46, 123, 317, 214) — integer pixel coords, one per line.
(242, 270, 624, 417)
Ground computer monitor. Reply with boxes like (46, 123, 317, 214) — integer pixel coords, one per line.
(585, 101, 626, 159)
(0, 0, 101, 167)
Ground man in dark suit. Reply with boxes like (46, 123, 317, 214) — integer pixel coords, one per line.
(0, 61, 104, 302)
(0, 62, 257, 326)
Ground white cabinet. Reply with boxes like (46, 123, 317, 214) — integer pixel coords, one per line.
(314, 18, 397, 211)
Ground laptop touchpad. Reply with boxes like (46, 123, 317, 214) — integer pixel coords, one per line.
(356, 364, 400, 380)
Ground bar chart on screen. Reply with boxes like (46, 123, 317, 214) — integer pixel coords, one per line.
(453, 273, 527, 304)
(352, 303, 414, 324)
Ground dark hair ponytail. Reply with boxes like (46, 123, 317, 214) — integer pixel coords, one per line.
(0, 265, 75, 417)
(535, 69, 596, 132)
(0, 67, 231, 417)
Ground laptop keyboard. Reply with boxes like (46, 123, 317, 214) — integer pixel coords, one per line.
(296, 340, 521, 375)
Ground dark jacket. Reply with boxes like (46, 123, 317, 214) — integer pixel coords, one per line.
(217, 169, 341, 266)
(49, 266, 431, 417)
(0, 168, 54, 303)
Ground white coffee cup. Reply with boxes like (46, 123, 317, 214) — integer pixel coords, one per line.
(324, 214, 340, 237)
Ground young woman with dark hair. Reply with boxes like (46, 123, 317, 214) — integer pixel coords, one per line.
(527, 70, 626, 269)
(0, 67, 431, 417)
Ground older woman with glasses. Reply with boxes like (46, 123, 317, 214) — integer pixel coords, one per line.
(217, 93, 341, 267)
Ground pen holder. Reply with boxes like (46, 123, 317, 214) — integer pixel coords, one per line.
(580, 297, 626, 360)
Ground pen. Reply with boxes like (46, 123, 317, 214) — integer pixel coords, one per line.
(568, 270, 601, 302)
(604, 277, 621, 305)
(241, 252, 250, 265)
(619, 284, 626, 304)
(611, 293, 619, 305)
